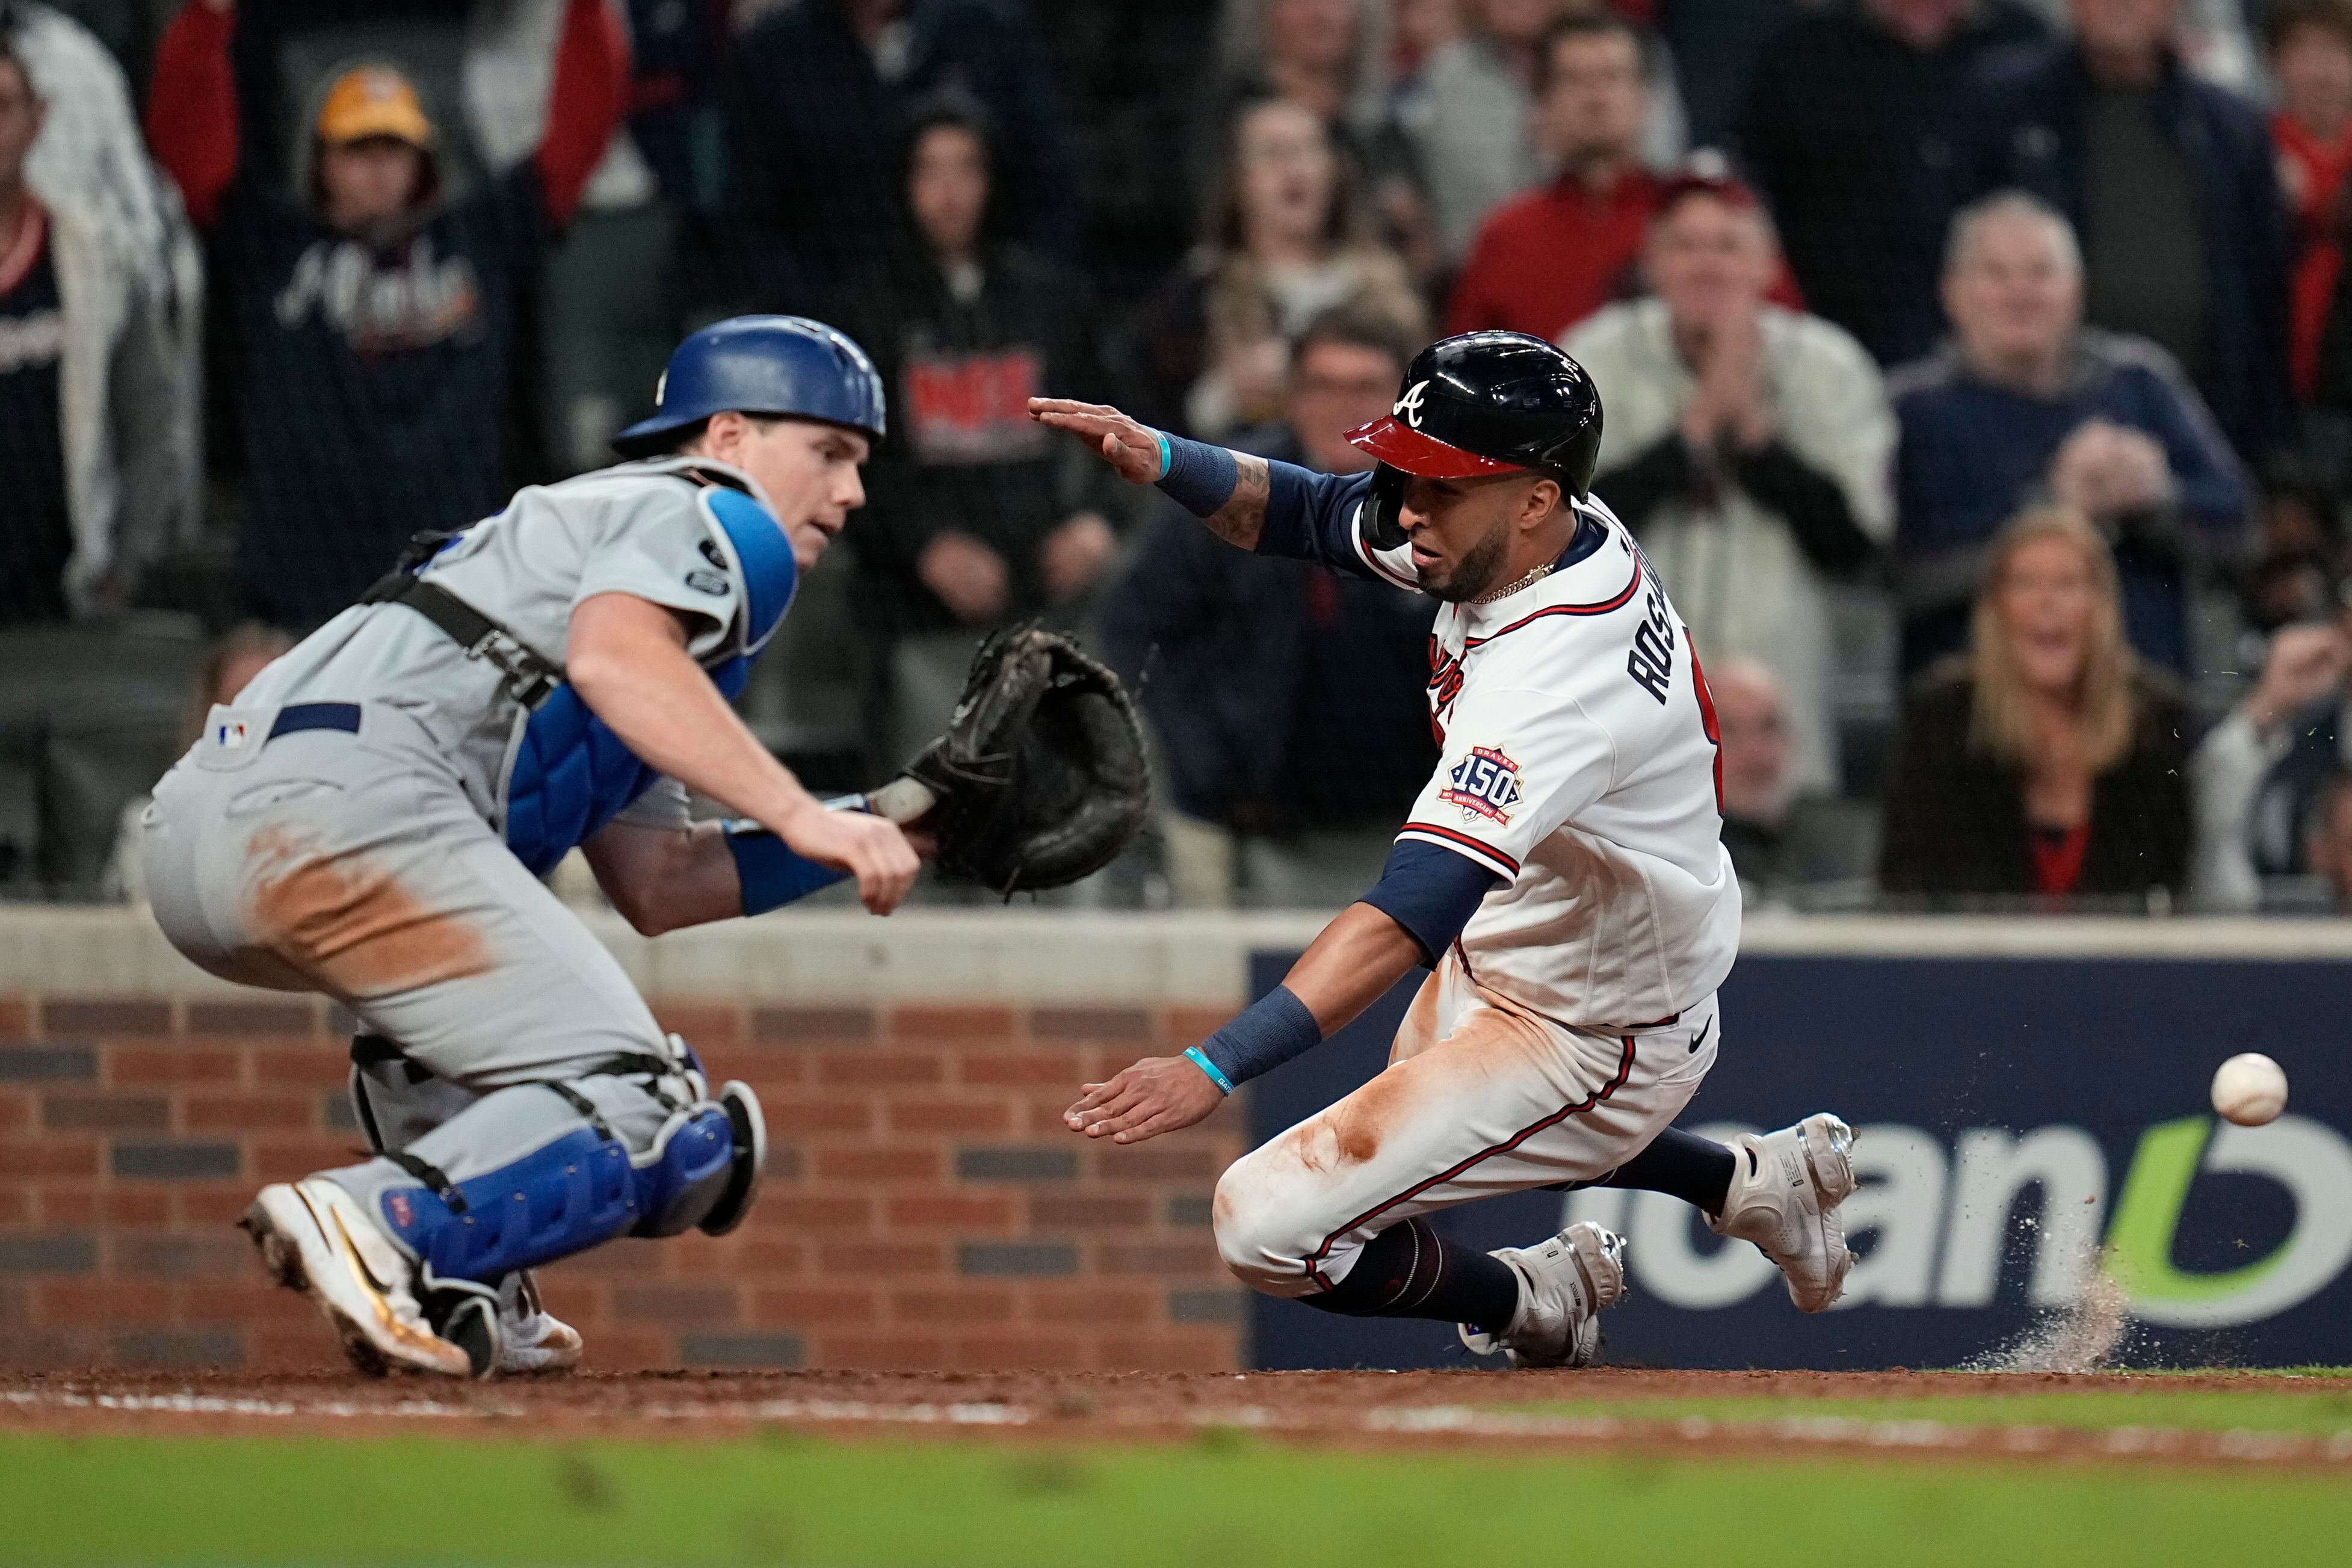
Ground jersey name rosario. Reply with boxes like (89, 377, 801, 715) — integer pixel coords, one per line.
(1256, 466, 1741, 1031)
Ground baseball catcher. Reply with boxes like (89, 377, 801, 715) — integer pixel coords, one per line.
(143, 315, 1138, 1378)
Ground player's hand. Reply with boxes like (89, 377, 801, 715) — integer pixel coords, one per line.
(1029, 398, 1165, 485)
(1064, 1054, 1225, 1144)
(917, 531, 1011, 625)
(773, 801, 919, 915)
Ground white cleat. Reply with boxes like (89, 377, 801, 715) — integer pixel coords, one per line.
(1710, 1113, 1857, 1313)
(495, 1271, 584, 1375)
(1459, 1221, 1627, 1368)
(240, 1179, 487, 1377)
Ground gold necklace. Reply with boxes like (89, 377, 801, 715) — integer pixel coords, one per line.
(1469, 563, 1555, 607)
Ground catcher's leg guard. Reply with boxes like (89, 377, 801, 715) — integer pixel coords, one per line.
(338, 1072, 765, 1288)
(347, 1036, 596, 1371)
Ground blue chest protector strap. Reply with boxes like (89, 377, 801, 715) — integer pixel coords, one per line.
(503, 484, 803, 875)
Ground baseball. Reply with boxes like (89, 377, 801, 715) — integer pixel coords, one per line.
(2210, 1053, 2288, 1127)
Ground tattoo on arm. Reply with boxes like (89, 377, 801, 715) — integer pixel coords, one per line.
(1201, 454, 1269, 551)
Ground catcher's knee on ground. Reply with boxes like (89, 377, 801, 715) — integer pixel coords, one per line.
(1212, 1147, 1363, 1299)
(321, 1044, 765, 1289)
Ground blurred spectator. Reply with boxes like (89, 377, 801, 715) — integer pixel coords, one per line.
(1102, 306, 1436, 906)
(718, 0, 1077, 307)
(1132, 96, 1424, 439)
(105, 620, 294, 902)
(466, 0, 657, 215)
(2299, 768, 2352, 908)
(1943, 0, 2292, 460)
(611, 0, 726, 209)
(2242, 547, 2341, 632)
(1656, 0, 1802, 150)
(146, 0, 626, 631)
(1203, 0, 1437, 285)
(1887, 192, 2249, 676)
(1206, 0, 1392, 166)
(1448, 16, 1795, 342)
(832, 97, 1120, 765)
(1738, 0, 2048, 368)
(1392, 0, 1467, 70)
(1998, 0, 2259, 89)
(1442, 11, 1656, 340)
(1709, 655, 1870, 895)
(1880, 506, 2191, 905)
(1030, 0, 1221, 298)
(2268, 0, 2352, 404)
(1389, 0, 1684, 270)
(0, 25, 191, 627)
(11, 3, 205, 443)
(2191, 619, 2352, 909)
(1565, 171, 1892, 797)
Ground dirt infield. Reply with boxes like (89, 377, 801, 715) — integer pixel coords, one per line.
(8, 1366, 2350, 1471)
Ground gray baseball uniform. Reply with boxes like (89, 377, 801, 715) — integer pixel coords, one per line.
(143, 455, 796, 1262)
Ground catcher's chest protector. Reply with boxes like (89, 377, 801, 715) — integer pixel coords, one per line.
(504, 487, 797, 875)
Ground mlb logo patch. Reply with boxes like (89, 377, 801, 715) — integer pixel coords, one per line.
(213, 720, 250, 750)
(1440, 745, 1522, 825)
(386, 1193, 414, 1229)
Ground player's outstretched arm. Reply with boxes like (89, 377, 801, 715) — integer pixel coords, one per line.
(1064, 904, 1425, 1145)
(568, 592, 918, 915)
(1029, 397, 1271, 551)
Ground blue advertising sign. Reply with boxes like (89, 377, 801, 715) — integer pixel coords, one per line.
(1245, 951, 2352, 1371)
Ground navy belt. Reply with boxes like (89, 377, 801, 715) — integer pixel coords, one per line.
(266, 702, 362, 742)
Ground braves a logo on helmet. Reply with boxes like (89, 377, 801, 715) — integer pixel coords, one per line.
(1394, 379, 1430, 429)
(1439, 745, 1522, 825)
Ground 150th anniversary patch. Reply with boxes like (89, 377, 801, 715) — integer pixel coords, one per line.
(1440, 745, 1522, 825)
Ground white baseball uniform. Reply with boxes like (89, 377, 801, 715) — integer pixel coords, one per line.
(1214, 472, 1740, 1296)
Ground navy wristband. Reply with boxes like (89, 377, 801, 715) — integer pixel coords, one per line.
(724, 823, 850, 915)
(1197, 984, 1323, 1088)
(1153, 430, 1240, 517)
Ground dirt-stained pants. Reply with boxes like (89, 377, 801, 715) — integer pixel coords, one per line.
(1212, 952, 1717, 1296)
(143, 701, 688, 1242)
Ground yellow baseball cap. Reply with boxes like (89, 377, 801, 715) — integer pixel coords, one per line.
(316, 66, 434, 149)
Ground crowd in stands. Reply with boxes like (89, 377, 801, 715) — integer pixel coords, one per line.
(16, 0, 2352, 917)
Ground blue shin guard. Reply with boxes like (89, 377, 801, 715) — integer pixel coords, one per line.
(373, 1085, 764, 1285)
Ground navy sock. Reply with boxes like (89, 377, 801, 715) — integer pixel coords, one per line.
(1297, 1216, 1521, 1335)
(1598, 1126, 1737, 1212)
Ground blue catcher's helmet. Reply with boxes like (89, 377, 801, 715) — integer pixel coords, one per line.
(611, 315, 887, 458)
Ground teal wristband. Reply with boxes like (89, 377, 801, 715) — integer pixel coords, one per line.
(1184, 1046, 1235, 1096)
(1152, 430, 1172, 481)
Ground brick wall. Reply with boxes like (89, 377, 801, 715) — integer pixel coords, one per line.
(0, 992, 1250, 1373)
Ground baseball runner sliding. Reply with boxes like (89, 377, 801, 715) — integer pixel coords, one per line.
(1037, 331, 1859, 1366)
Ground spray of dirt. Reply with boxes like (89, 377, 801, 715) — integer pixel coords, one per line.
(1960, 1249, 2143, 1373)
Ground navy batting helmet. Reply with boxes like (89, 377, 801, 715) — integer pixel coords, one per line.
(1347, 331, 1603, 551)
(612, 315, 887, 458)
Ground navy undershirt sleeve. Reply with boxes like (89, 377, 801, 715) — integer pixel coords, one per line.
(1358, 839, 1504, 967)
(1250, 461, 1382, 581)
(1150, 431, 1380, 581)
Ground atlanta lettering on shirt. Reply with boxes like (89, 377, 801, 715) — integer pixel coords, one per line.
(274, 237, 484, 353)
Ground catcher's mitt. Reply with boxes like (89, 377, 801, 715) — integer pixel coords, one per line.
(897, 626, 1149, 895)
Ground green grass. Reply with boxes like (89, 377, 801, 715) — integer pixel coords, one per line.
(1508, 1388, 2352, 1436)
(2133, 1365, 2352, 1378)
(4, 1430, 2351, 1567)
